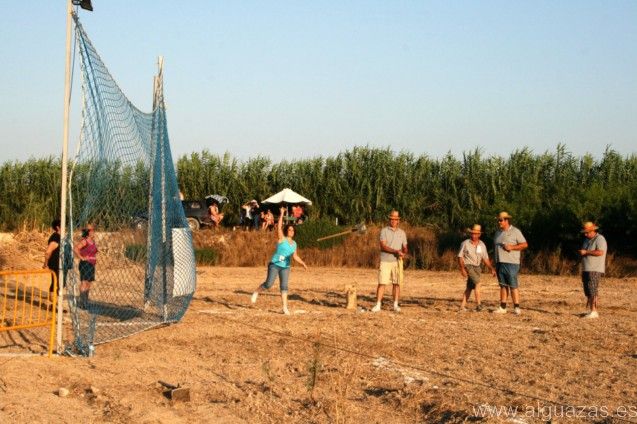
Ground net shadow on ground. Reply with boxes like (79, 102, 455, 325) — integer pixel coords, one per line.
(80, 301, 144, 321)
(0, 328, 49, 354)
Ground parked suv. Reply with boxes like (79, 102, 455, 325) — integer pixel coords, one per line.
(184, 195, 229, 231)
(133, 194, 229, 231)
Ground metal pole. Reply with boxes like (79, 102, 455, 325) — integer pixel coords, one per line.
(156, 57, 169, 321)
(57, 0, 74, 354)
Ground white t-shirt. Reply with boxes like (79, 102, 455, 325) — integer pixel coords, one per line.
(457, 239, 489, 267)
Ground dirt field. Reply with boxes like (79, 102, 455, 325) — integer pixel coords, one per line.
(1, 265, 636, 423)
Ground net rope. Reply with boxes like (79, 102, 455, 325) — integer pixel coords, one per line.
(62, 13, 196, 355)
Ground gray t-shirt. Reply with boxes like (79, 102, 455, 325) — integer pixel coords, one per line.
(380, 226, 407, 263)
(457, 239, 489, 267)
(493, 225, 526, 264)
(582, 234, 607, 273)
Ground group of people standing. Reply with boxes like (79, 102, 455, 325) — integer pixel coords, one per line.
(44, 207, 607, 320)
(44, 220, 98, 309)
(241, 200, 306, 231)
(457, 212, 528, 315)
(250, 209, 607, 319)
(375, 210, 607, 318)
(241, 200, 274, 231)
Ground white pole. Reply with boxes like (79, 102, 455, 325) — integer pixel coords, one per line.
(156, 57, 169, 321)
(57, 0, 74, 354)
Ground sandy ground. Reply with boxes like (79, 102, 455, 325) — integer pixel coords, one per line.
(0, 266, 636, 423)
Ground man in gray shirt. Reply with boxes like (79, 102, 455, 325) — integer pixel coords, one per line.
(372, 210, 408, 312)
(578, 221, 607, 319)
(493, 211, 528, 315)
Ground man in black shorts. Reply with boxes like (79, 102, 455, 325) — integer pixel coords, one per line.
(578, 221, 607, 319)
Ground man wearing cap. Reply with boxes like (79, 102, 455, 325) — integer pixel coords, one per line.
(458, 224, 496, 312)
(372, 210, 408, 312)
(578, 222, 607, 319)
(493, 212, 528, 315)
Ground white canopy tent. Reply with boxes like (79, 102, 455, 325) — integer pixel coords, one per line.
(262, 188, 312, 205)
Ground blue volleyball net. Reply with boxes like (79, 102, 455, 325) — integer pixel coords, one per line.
(63, 13, 196, 355)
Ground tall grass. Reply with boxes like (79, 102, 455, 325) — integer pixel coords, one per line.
(2, 145, 637, 259)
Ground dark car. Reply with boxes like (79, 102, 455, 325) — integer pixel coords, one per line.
(184, 195, 230, 231)
(133, 195, 229, 231)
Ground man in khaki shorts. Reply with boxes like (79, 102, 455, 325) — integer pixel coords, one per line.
(372, 210, 408, 312)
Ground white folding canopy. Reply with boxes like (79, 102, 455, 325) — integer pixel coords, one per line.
(262, 188, 312, 205)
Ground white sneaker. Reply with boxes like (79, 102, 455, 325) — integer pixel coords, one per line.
(584, 311, 599, 319)
(493, 307, 507, 314)
(513, 307, 521, 315)
(282, 307, 290, 316)
(251, 292, 258, 304)
(393, 304, 401, 313)
(371, 303, 381, 313)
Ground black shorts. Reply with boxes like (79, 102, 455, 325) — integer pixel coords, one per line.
(79, 261, 96, 282)
(582, 271, 603, 297)
(48, 267, 60, 293)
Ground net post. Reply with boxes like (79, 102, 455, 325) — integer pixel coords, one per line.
(57, 0, 74, 355)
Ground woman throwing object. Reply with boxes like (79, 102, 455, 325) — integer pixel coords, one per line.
(251, 207, 308, 315)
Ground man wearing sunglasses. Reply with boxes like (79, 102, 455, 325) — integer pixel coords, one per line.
(578, 221, 606, 319)
(493, 212, 528, 315)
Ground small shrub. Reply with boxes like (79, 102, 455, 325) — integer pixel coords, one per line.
(195, 248, 218, 265)
(294, 219, 345, 249)
(124, 244, 146, 262)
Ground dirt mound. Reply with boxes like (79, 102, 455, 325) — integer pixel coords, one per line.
(0, 231, 47, 270)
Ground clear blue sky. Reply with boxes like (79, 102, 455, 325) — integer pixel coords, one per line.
(1, 1, 635, 162)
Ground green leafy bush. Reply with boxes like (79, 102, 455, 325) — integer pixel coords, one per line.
(194, 248, 218, 265)
(124, 244, 146, 262)
(294, 219, 346, 249)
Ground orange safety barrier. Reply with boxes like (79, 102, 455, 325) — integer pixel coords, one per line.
(0, 269, 58, 357)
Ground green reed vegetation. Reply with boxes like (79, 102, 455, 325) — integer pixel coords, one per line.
(175, 145, 637, 257)
(2, 145, 636, 261)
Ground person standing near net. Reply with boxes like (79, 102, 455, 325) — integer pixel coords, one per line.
(493, 212, 528, 315)
(578, 221, 607, 319)
(457, 224, 496, 312)
(372, 210, 408, 313)
(74, 225, 98, 309)
(43, 219, 61, 294)
(251, 207, 308, 315)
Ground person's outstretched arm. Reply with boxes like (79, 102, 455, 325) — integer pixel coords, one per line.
(277, 207, 286, 241)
